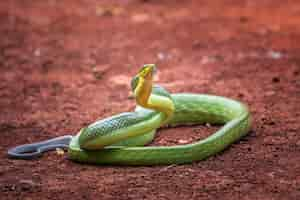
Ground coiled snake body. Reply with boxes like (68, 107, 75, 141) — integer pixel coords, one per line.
(8, 64, 251, 166)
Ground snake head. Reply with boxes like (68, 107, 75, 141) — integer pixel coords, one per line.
(131, 64, 156, 106)
(138, 64, 156, 79)
(131, 64, 156, 92)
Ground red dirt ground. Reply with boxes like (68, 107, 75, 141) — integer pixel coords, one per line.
(1, 0, 300, 199)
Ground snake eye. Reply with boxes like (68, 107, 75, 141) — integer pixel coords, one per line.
(138, 66, 148, 75)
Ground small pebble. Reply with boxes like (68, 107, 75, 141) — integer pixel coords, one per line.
(265, 91, 276, 96)
(56, 148, 65, 156)
(131, 13, 150, 23)
(19, 179, 38, 191)
(157, 52, 166, 60)
(92, 68, 106, 79)
(267, 50, 282, 59)
(178, 139, 189, 144)
(34, 48, 41, 57)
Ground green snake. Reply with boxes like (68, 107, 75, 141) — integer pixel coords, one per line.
(8, 64, 251, 165)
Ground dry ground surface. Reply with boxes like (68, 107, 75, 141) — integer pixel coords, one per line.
(0, 0, 300, 199)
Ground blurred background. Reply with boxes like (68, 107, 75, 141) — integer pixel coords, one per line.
(1, 1, 299, 200)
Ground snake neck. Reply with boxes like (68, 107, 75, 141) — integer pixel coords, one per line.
(135, 78, 152, 107)
(146, 93, 174, 124)
(134, 79, 174, 124)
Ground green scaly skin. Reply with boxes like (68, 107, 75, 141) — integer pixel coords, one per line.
(68, 66, 251, 166)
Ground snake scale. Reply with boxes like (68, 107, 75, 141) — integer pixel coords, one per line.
(8, 64, 251, 166)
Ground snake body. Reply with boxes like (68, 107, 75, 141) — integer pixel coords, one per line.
(67, 65, 251, 165)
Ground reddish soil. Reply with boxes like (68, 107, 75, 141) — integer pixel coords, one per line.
(1, 0, 300, 199)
